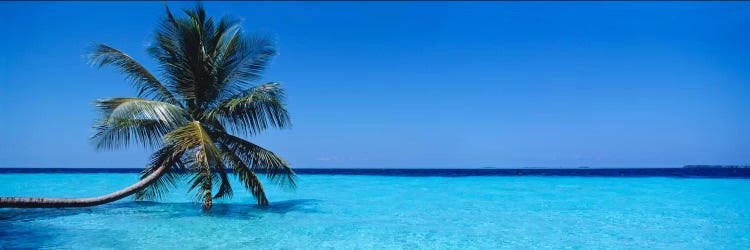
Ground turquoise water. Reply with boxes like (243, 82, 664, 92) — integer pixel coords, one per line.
(1, 173, 749, 249)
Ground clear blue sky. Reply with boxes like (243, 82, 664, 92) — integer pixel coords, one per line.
(1, 2, 749, 168)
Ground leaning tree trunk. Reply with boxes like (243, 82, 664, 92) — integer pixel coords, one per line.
(0, 164, 170, 208)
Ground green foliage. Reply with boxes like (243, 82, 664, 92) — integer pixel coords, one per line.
(90, 3, 294, 210)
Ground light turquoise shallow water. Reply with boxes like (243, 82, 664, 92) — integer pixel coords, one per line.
(1, 173, 749, 249)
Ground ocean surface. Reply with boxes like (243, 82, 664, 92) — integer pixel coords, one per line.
(1, 169, 749, 249)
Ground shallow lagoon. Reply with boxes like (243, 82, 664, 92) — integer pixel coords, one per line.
(1, 173, 749, 249)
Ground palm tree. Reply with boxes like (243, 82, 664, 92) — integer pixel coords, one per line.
(0, 4, 295, 211)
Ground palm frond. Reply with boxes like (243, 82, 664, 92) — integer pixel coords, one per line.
(133, 144, 187, 201)
(213, 165, 233, 200)
(207, 16, 240, 64)
(235, 33, 277, 83)
(179, 4, 217, 108)
(186, 158, 213, 210)
(89, 44, 180, 105)
(204, 82, 290, 136)
(217, 133, 295, 189)
(213, 33, 277, 101)
(165, 121, 222, 209)
(93, 98, 188, 150)
(148, 5, 199, 107)
(164, 121, 219, 153)
(93, 118, 171, 150)
(218, 144, 268, 205)
(95, 98, 187, 125)
(147, 4, 279, 106)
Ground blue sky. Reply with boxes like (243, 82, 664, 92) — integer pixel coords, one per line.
(1, 2, 749, 168)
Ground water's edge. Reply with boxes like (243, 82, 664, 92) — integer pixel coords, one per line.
(1, 168, 749, 178)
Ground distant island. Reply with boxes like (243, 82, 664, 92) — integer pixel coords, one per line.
(683, 165, 750, 169)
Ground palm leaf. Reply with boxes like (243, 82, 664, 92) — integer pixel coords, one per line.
(148, 5, 200, 107)
(89, 44, 180, 105)
(219, 144, 268, 205)
(165, 121, 222, 209)
(93, 118, 175, 150)
(213, 161, 234, 199)
(213, 33, 277, 101)
(217, 133, 295, 189)
(204, 82, 290, 136)
(93, 98, 188, 150)
(133, 144, 187, 201)
(95, 98, 187, 125)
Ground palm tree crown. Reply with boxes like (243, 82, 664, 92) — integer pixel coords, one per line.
(89, 4, 294, 210)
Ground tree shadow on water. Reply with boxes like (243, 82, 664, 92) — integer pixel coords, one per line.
(255, 199, 321, 214)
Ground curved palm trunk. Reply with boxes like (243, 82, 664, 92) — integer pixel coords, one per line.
(0, 164, 171, 208)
